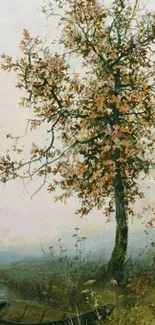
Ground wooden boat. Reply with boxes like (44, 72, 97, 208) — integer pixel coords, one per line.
(0, 301, 115, 325)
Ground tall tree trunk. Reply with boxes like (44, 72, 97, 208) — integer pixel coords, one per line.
(108, 157, 128, 283)
(107, 68, 128, 283)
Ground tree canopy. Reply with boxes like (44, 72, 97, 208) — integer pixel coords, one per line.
(1, 0, 155, 280)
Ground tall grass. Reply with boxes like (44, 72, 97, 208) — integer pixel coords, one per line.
(0, 226, 155, 320)
(0, 229, 105, 309)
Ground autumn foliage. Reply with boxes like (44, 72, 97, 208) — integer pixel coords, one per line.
(1, 0, 155, 280)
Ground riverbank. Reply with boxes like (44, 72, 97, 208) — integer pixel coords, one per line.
(0, 247, 155, 324)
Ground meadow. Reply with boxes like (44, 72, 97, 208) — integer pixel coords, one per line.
(0, 230, 155, 324)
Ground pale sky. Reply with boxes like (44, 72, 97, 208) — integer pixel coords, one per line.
(0, 0, 154, 254)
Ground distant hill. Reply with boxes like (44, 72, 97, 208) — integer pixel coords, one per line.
(0, 251, 32, 265)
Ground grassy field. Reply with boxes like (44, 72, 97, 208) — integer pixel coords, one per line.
(0, 232, 155, 324)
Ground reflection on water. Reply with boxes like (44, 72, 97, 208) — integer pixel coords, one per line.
(0, 283, 8, 299)
(0, 283, 21, 300)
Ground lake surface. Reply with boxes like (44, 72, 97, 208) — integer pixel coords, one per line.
(0, 283, 28, 301)
(0, 283, 8, 299)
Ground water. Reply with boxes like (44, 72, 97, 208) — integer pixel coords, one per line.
(0, 283, 20, 300)
(0, 283, 8, 299)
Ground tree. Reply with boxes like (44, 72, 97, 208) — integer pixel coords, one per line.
(1, 0, 155, 282)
